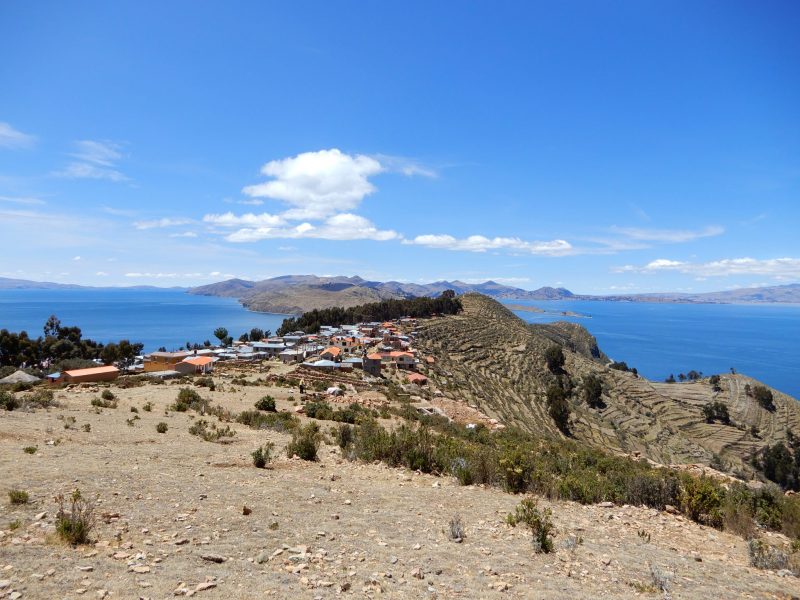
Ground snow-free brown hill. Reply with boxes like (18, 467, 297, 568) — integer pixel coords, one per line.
(415, 294, 800, 475)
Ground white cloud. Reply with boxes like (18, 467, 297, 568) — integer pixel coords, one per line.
(223, 213, 399, 243)
(616, 257, 800, 278)
(0, 195, 45, 206)
(134, 217, 193, 229)
(242, 148, 383, 219)
(72, 256, 81, 261)
(612, 225, 724, 243)
(372, 154, 438, 178)
(55, 140, 129, 182)
(169, 231, 198, 238)
(95, 271, 109, 276)
(0, 122, 36, 149)
(203, 212, 285, 228)
(405, 234, 572, 255)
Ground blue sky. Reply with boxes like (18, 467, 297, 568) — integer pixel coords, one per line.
(1, 1, 798, 293)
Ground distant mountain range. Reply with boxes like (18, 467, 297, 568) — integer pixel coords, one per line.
(4, 276, 800, 313)
(0, 277, 185, 291)
(187, 275, 800, 314)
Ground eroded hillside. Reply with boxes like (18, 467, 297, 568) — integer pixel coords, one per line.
(415, 294, 800, 474)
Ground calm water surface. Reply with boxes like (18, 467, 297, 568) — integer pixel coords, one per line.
(0, 289, 286, 352)
(507, 299, 800, 398)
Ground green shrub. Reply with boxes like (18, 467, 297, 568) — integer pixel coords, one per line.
(546, 385, 570, 434)
(142, 402, 153, 412)
(23, 446, 37, 454)
(237, 410, 299, 432)
(681, 476, 723, 528)
(195, 376, 215, 390)
(286, 423, 321, 461)
(101, 390, 115, 401)
(252, 442, 275, 468)
(335, 423, 353, 449)
(55, 489, 94, 545)
(189, 419, 235, 442)
(91, 397, 117, 409)
(702, 401, 731, 424)
(747, 539, 789, 571)
(255, 395, 276, 412)
(8, 489, 29, 504)
(506, 497, 555, 553)
(544, 346, 565, 373)
(156, 422, 168, 434)
(582, 375, 604, 408)
(0, 391, 19, 411)
(499, 445, 532, 493)
(751, 385, 776, 411)
(171, 388, 209, 412)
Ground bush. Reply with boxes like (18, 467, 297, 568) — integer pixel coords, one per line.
(747, 539, 790, 571)
(252, 442, 275, 468)
(195, 376, 215, 390)
(0, 391, 19, 411)
(189, 419, 235, 442)
(23, 446, 37, 454)
(544, 346, 565, 373)
(582, 375, 604, 409)
(751, 385, 776, 412)
(255, 395, 276, 412)
(237, 410, 299, 433)
(702, 401, 731, 425)
(506, 497, 555, 553)
(156, 422, 168, 434)
(55, 489, 94, 545)
(91, 397, 117, 409)
(681, 476, 723, 528)
(335, 423, 354, 449)
(286, 423, 321, 461)
(142, 401, 152, 412)
(27, 388, 57, 408)
(546, 385, 570, 434)
(101, 390, 115, 401)
(171, 388, 209, 413)
(8, 489, 29, 504)
(448, 514, 465, 541)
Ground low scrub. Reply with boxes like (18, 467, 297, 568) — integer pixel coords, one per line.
(506, 497, 555, 553)
(156, 422, 168, 434)
(286, 423, 321, 461)
(91, 397, 117, 409)
(237, 410, 298, 432)
(188, 419, 235, 442)
(8, 489, 29, 504)
(252, 442, 275, 468)
(255, 395, 276, 412)
(55, 489, 94, 545)
(3, 388, 58, 411)
(171, 388, 210, 413)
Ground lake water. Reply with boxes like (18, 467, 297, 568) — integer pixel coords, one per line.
(0, 289, 797, 398)
(506, 299, 800, 398)
(0, 289, 287, 352)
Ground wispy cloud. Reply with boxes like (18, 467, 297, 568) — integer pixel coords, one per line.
(0, 195, 45, 206)
(372, 153, 438, 178)
(134, 217, 193, 229)
(404, 234, 572, 256)
(169, 231, 198, 238)
(55, 140, 129, 182)
(611, 225, 724, 243)
(0, 122, 36, 149)
(616, 257, 800, 279)
(222, 213, 399, 243)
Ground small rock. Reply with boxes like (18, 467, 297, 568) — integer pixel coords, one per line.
(200, 554, 225, 564)
(131, 565, 151, 574)
(598, 501, 614, 508)
(0, 581, 11, 590)
(34, 512, 47, 521)
(411, 567, 424, 580)
(242, 506, 251, 516)
(175, 538, 190, 546)
(9, 593, 22, 600)
(77, 566, 94, 572)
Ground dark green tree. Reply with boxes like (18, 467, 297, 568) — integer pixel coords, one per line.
(213, 327, 228, 345)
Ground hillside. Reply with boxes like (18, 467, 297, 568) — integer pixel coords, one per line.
(241, 284, 400, 314)
(415, 294, 800, 473)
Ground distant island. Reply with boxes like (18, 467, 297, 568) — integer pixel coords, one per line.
(3, 275, 800, 314)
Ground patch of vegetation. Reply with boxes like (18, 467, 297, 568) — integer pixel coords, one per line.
(0, 390, 19, 411)
(448, 514, 465, 542)
(747, 539, 790, 571)
(277, 292, 462, 335)
(237, 410, 299, 433)
(334, 423, 354, 449)
(709, 374, 722, 392)
(543, 346, 565, 374)
(506, 497, 555, 553)
(252, 442, 275, 468)
(304, 400, 374, 424)
(582, 374, 604, 409)
(91, 397, 117, 409)
(286, 422, 321, 461)
(702, 401, 731, 425)
(188, 419, 235, 442)
(255, 395, 276, 412)
(545, 384, 570, 434)
(752, 437, 800, 491)
(156, 422, 168, 434)
(194, 376, 215, 390)
(8, 489, 29, 504)
(171, 387, 209, 413)
(609, 361, 637, 375)
(55, 489, 94, 545)
(142, 401, 152, 412)
(101, 389, 115, 401)
(751, 385, 776, 412)
(23, 446, 37, 454)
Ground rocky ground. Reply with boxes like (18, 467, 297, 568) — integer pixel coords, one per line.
(1, 375, 798, 600)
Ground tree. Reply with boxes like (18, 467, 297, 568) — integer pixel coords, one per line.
(687, 370, 702, 381)
(582, 374, 604, 409)
(44, 315, 61, 338)
(702, 401, 730, 425)
(751, 385, 776, 412)
(678, 373, 686, 382)
(239, 333, 250, 343)
(249, 327, 265, 342)
(546, 385, 570, 434)
(665, 374, 676, 383)
(213, 327, 229, 345)
(440, 289, 456, 299)
(543, 346, 565, 374)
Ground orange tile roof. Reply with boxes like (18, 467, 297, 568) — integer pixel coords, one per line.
(322, 346, 342, 357)
(389, 351, 414, 358)
(64, 366, 119, 377)
(406, 373, 428, 383)
(366, 353, 383, 360)
(183, 356, 213, 366)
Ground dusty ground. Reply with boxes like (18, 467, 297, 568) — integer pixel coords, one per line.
(1, 377, 798, 600)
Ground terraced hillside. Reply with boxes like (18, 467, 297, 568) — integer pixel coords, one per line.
(415, 294, 800, 475)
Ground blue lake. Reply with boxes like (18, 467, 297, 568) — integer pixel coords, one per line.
(506, 299, 800, 399)
(0, 289, 798, 398)
(0, 289, 287, 353)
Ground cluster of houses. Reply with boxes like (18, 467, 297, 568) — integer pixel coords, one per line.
(19, 317, 432, 386)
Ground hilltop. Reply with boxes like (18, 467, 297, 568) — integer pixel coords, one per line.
(415, 294, 800, 473)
